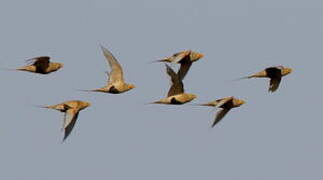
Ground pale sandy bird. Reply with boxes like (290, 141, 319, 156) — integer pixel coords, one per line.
(85, 45, 135, 94)
(152, 64, 196, 105)
(5, 56, 63, 74)
(199, 96, 245, 127)
(40, 100, 90, 142)
(241, 66, 292, 92)
(155, 50, 204, 79)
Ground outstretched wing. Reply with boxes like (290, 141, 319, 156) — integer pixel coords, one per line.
(165, 64, 184, 97)
(100, 45, 124, 83)
(177, 61, 192, 81)
(266, 66, 283, 92)
(269, 76, 282, 92)
(62, 109, 79, 142)
(212, 108, 230, 127)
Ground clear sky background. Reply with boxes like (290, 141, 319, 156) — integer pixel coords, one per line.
(0, 0, 322, 179)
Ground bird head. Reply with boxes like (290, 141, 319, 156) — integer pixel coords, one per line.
(190, 51, 204, 62)
(282, 67, 293, 76)
(81, 101, 91, 109)
(187, 93, 197, 101)
(54, 62, 64, 70)
(128, 84, 136, 90)
(235, 99, 246, 107)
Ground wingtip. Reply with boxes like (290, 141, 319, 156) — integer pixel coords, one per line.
(99, 44, 109, 52)
(61, 137, 67, 144)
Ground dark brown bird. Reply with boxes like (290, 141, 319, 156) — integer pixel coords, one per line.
(241, 66, 292, 92)
(40, 100, 90, 142)
(199, 96, 245, 127)
(152, 64, 196, 105)
(7, 56, 63, 74)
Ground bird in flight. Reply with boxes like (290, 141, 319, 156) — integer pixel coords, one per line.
(39, 100, 90, 142)
(152, 64, 196, 105)
(155, 50, 203, 80)
(198, 96, 245, 127)
(241, 66, 292, 92)
(84, 45, 135, 94)
(5, 56, 63, 74)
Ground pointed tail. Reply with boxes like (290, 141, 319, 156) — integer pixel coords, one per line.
(189, 103, 214, 107)
(0, 67, 20, 71)
(147, 59, 167, 64)
(75, 88, 103, 93)
(232, 75, 254, 81)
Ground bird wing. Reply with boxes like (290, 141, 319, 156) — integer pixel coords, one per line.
(269, 76, 282, 92)
(212, 108, 230, 127)
(165, 64, 184, 97)
(62, 109, 79, 142)
(265, 67, 283, 92)
(100, 45, 124, 83)
(265, 66, 282, 78)
(26, 56, 50, 64)
(172, 50, 191, 63)
(26, 56, 50, 71)
(216, 96, 234, 108)
(177, 61, 192, 81)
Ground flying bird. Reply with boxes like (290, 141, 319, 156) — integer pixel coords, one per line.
(152, 64, 196, 105)
(40, 100, 90, 142)
(241, 66, 292, 92)
(84, 45, 135, 94)
(5, 56, 63, 74)
(155, 50, 204, 79)
(198, 96, 245, 127)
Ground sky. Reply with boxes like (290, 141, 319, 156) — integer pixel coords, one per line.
(0, 0, 322, 179)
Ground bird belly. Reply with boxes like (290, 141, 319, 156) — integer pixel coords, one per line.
(108, 86, 120, 94)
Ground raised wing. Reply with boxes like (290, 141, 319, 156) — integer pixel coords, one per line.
(27, 56, 50, 72)
(165, 64, 184, 97)
(100, 45, 124, 83)
(26, 56, 50, 64)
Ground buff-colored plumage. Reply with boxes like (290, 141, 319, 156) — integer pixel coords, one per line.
(199, 96, 245, 127)
(40, 100, 90, 142)
(85, 45, 135, 94)
(13, 56, 63, 74)
(153, 64, 196, 105)
(242, 66, 292, 92)
(156, 50, 204, 80)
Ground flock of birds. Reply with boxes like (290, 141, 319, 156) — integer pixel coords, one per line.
(3, 46, 293, 142)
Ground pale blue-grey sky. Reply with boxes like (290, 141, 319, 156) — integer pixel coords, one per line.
(0, 0, 322, 179)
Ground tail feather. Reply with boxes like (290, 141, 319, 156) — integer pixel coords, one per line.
(75, 88, 103, 93)
(148, 59, 167, 64)
(233, 75, 253, 81)
(32, 104, 54, 109)
(0, 67, 20, 71)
